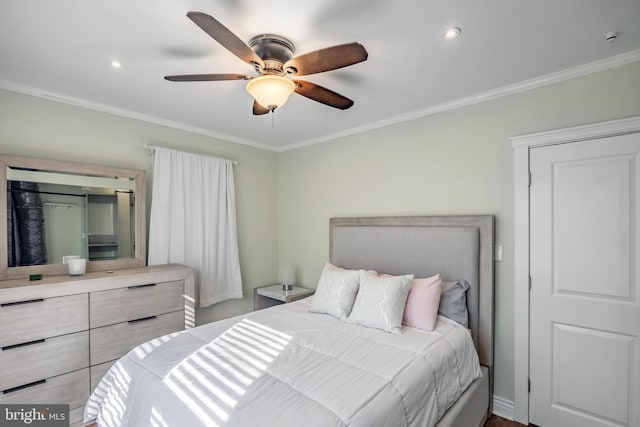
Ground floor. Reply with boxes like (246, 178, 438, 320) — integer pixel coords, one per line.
(485, 414, 528, 427)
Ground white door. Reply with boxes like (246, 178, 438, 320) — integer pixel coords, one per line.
(530, 133, 640, 427)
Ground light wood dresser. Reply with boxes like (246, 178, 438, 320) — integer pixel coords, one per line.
(0, 264, 193, 426)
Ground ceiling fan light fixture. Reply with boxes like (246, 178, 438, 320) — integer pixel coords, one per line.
(246, 75, 296, 111)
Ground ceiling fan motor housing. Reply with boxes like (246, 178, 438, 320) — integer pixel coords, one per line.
(249, 34, 296, 74)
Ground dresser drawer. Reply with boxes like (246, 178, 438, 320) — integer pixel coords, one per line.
(0, 331, 89, 391)
(90, 310, 184, 365)
(0, 293, 88, 347)
(0, 368, 89, 410)
(90, 280, 184, 328)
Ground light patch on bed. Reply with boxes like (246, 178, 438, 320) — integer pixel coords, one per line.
(86, 362, 132, 427)
(150, 407, 170, 427)
(242, 318, 293, 342)
(166, 364, 231, 422)
(189, 352, 248, 396)
(229, 322, 288, 354)
(164, 318, 292, 426)
(199, 345, 257, 385)
(133, 332, 178, 359)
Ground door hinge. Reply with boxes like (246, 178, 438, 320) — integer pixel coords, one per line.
(528, 378, 531, 393)
(529, 276, 532, 291)
(528, 171, 532, 187)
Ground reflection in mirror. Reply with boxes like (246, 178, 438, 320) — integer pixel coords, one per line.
(1, 154, 146, 279)
(87, 193, 133, 261)
(7, 168, 136, 266)
(8, 180, 82, 266)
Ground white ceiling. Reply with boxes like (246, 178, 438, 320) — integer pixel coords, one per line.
(1, 0, 639, 151)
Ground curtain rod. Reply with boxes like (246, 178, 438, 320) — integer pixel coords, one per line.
(143, 144, 238, 165)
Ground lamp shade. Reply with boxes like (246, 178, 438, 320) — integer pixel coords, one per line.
(246, 75, 296, 110)
(283, 266, 295, 286)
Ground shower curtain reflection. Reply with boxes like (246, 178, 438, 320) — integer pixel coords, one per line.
(7, 181, 48, 266)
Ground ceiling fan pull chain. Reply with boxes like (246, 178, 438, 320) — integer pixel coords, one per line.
(271, 110, 275, 129)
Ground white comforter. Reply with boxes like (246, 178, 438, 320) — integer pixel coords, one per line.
(85, 297, 481, 427)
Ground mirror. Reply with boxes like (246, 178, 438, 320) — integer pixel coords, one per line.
(1, 154, 146, 279)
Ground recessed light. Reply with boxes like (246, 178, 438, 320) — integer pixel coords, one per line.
(443, 27, 461, 40)
(109, 59, 122, 69)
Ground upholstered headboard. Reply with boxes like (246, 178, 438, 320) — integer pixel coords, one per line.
(329, 215, 494, 370)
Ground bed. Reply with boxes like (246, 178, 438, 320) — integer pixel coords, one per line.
(85, 215, 494, 427)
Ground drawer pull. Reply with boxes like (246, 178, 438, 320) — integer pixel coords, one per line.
(127, 283, 156, 290)
(3, 379, 46, 394)
(2, 338, 46, 351)
(1, 298, 44, 307)
(128, 315, 157, 324)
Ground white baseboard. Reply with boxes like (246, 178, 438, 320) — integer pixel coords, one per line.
(492, 395, 515, 420)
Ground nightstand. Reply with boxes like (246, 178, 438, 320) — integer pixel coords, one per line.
(253, 284, 314, 310)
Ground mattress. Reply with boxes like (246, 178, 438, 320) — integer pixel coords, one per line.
(85, 297, 482, 427)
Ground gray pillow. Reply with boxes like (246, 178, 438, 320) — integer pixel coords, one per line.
(438, 280, 470, 327)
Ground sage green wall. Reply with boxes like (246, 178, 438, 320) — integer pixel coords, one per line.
(277, 61, 640, 403)
(0, 89, 279, 324)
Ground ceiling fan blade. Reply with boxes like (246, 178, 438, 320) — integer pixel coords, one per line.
(253, 100, 271, 115)
(187, 11, 264, 68)
(285, 42, 368, 76)
(294, 80, 354, 110)
(164, 73, 249, 82)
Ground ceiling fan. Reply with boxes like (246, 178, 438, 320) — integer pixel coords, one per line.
(164, 12, 368, 115)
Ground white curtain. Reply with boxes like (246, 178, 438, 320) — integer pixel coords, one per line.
(148, 147, 242, 308)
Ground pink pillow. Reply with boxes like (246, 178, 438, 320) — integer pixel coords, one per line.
(402, 274, 442, 331)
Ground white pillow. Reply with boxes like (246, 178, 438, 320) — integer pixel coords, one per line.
(309, 263, 363, 321)
(346, 272, 414, 334)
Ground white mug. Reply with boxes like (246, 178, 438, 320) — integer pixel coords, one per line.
(68, 258, 87, 275)
(62, 255, 80, 264)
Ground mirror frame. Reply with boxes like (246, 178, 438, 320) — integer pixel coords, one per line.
(0, 154, 146, 279)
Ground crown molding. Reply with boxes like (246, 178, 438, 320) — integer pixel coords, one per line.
(0, 80, 279, 152)
(278, 49, 640, 152)
(2, 49, 639, 154)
